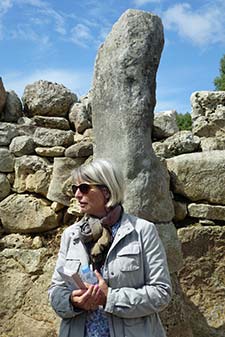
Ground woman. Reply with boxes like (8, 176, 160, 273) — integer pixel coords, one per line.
(48, 159, 172, 337)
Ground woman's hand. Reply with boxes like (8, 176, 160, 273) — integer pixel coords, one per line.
(94, 270, 108, 306)
(70, 284, 102, 311)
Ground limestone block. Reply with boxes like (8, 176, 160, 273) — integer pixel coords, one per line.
(33, 127, 74, 147)
(33, 115, 70, 130)
(2, 90, 23, 122)
(153, 131, 200, 158)
(0, 122, 19, 146)
(69, 101, 92, 134)
(166, 150, 225, 205)
(0, 193, 59, 233)
(188, 203, 225, 221)
(47, 157, 86, 206)
(0, 233, 33, 249)
(200, 137, 225, 151)
(153, 110, 179, 140)
(0, 173, 11, 201)
(13, 155, 52, 197)
(178, 225, 225, 334)
(173, 200, 188, 222)
(0, 147, 15, 172)
(22, 80, 77, 117)
(65, 139, 93, 158)
(92, 9, 174, 222)
(0, 77, 7, 115)
(35, 146, 65, 157)
(191, 91, 225, 137)
(9, 135, 36, 156)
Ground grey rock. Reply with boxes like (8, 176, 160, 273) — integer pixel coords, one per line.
(33, 116, 70, 130)
(0, 122, 19, 146)
(13, 155, 52, 197)
(153, 131, 200, 158)
(9, 135, 35, 156)
(191, 91, 225, 137)
(47, 157, 86, 206)
(173, 200, 187, 222)
(35, 146, 65, 157)
(188, 203, 225, 221)
(0, 77, 7, 114)
(69, 100, 92, 134)
(153, 110, 179, 140)
(33, 127, 74, 147)
(0, 147, 15, 172)
(22, 80, 77, 117)
(2, 90, 23, 122)
(0, 173, 11, 201)
(0, 193, 59, 233)
(65, 140, 93, 158)
(200, 137, 225, 151)
(92, 9, 174, 223)
(166, 150, 225, 205)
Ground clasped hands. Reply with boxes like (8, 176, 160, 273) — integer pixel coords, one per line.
(70, 270, 108, 311)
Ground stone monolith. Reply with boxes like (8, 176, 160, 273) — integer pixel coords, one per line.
(92, 9, 174, 223)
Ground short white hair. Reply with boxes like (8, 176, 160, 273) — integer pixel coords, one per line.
(71, 159, 124, 208)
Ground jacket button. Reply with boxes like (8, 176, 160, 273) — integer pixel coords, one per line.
(111, 272, 114, 276)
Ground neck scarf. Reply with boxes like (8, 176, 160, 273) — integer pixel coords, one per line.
(79, 204, 122, 270)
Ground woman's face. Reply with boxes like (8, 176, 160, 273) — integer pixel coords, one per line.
(74, 182, 109, 218)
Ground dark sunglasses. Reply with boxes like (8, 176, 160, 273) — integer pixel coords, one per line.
(71, 183, 104, 195)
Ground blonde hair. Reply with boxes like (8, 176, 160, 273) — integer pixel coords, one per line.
(71, 159, 124, 208)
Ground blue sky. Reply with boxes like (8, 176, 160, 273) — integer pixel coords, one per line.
(1, 0, 225, 114)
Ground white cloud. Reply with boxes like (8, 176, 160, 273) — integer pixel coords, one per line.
(70, 23, 93, 48)
(163, 2, 225, 46)
(133, 0, 161, 6)
(2, 68, 93, 98)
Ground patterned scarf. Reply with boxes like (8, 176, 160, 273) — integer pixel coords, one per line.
(79, 204, 122, 270)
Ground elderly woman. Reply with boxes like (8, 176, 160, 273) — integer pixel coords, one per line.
(48, 159, 172, 337)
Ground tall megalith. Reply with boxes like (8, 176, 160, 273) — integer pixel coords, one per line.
(92, 9, 174, 223)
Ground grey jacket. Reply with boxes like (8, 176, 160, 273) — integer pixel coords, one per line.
(48, 212, 172, 337)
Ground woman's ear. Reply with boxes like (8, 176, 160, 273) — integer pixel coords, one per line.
(101, 187, 110, 201)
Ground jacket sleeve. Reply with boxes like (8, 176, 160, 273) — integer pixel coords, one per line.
(104, 222, 172, 318)
(48, 230, 83, 319)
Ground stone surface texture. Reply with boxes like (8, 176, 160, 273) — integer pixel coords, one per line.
(153, 110, 179, 140)
(22, 80, 77, 117)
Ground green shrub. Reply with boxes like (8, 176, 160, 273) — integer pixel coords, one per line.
(176, 112, 192, 131)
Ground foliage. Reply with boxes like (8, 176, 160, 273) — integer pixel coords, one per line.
(214, 54, 225, 90)
(176, 112, 192, 131)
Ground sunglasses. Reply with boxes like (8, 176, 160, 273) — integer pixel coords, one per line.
(71, 183, 104, 195)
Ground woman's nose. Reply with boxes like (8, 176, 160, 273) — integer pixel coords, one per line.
(75, 188, 82, 198)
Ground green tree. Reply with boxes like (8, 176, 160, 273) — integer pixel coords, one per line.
(176, 112, 192, 131)
(214, 54, 225, 90)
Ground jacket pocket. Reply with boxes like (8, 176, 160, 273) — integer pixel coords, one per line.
(64, 258, 81, 272)
(117, 242, 140, 271)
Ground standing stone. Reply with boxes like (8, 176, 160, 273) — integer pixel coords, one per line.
(92, 9, 174, 223)
(2, 90, 23, 122)
(0, 77, 7, 115)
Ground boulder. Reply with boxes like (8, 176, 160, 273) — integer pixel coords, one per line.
(188, 203, 225, 221)
(22, 80, 77, 117)
(33, 116, 70, 130)
(47, 157, 86, 206)
(69, 101, 92, 134)
(0, 147, 15, 172)
(0, 173, 11, 201)
(13, 155, 52, 197)
(166, 151, 225, 205)
(178, 225, 225, 335)
(0, 77, 7, 115)
(2, 90, 23, 122)
(35, 146, 65, 157)
(153, 131, 200, 158)
(9, 135, 36, 156)
(92, 9, 174, 223)
(33, 127, 74, 147)
(65, 139, 93, 158)
(191, 91, 225, 137)
(0, 193, 59, 233)
(153, 110, 179, 140)
(0, 122, 19, 146)
(200, 137, 225, 151)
